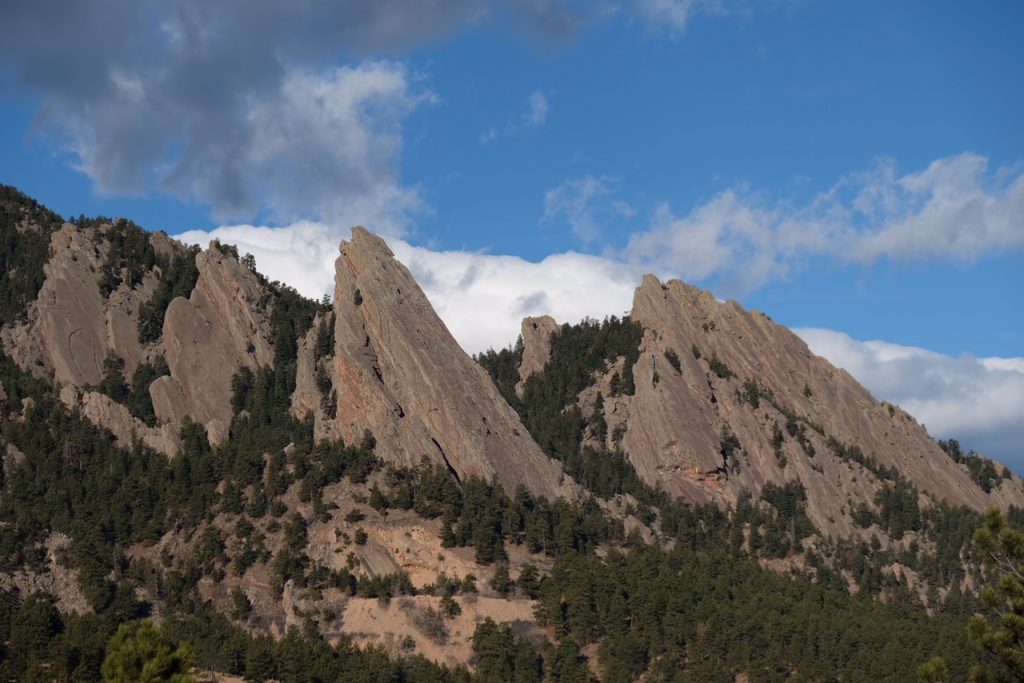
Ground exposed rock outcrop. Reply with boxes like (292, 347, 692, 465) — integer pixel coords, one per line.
(0, 534, 91, 615)
(21, 223, 155, 387)
(604, 275, 1023, 537)
(291, 312, 333, 442)
(322, 228, 573, 501)
(153, 242, 274, 443)
(515, 315, 559, 395)
(68, 388, 180, 457)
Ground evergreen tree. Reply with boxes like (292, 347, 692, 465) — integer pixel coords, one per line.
(969, 507, 1024, 681)
(101, 620, 194, 683)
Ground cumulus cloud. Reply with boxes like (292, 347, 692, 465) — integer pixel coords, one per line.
(179, 214, 1022, 466)
(0, 0, 781, 227)
(623, 153, 1024, 294)
(392, 242, 639, 353)
(177, 221, 639, 354)
(796, 328, 1024, 466)
(177, 221, 344, 300)
(0, 0, 590, 225)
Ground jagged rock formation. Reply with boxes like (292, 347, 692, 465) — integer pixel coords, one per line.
(572, 275, 1024, 539)
(152, 242, 275, 443)
(309, 228, 573, 501)
(0, 217, 278, 451)
(6, 187, 1017, 680)
(291, 311, 329, 432)
(2, 188, 1016, 540)
(515, 315, 558, 396)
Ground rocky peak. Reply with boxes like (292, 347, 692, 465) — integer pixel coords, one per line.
(151, 241, 275, 444)
(515, 315, 559, 396)
(318, 227, 573, 501)
(607, 274, 1015, 536)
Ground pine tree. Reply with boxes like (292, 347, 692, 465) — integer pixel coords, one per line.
(968, 507, 1024, 681)
(101, 620, 194, 683)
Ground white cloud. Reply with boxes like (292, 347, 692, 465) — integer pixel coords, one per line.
(843, 155, 1024, 262)
(523, 90, 550, 126)
(176, 222, 640, 355)
(179, 149, 1023, 467)
(391, 242, 639, 354)
(623, 153, 1024, 294)
(796, 327, 1024, 465)
(542, 175, 617, 243)
(236, 62, 432, 229)
(176, 221, 343, 299)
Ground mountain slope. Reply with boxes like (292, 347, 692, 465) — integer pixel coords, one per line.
(0, 186, 1018, 680)
(505, 276, 1023, 545)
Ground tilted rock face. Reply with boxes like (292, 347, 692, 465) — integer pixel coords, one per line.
(0, 221, 223, 455)
(152, 242, 275, 443)
(322, 227, 573, 501)
(1, 222, 163, 411)
(292, 313, 326, 427)
(30, 224, 108, 387)
(515, 315, 559, 396)
(597, 275, 1023, 537)
(13, 223, 153, 388)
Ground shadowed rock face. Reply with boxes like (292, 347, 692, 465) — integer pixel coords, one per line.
(604, 275, 1021, 536)
(321, 227, 573, 501)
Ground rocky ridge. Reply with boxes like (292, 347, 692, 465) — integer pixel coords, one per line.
(293, 228, 574, 502)
(151, 242, 276, 445)
(2, 189, 1021, 677)
(520, 275, 1024, 541)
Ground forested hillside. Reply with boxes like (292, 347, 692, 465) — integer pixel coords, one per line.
(0, 186, 1020, 681)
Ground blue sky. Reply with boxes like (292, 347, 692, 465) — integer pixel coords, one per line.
(0, 1, 1021, 463)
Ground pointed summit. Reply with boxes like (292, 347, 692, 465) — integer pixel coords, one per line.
(300, 227, 574, 501)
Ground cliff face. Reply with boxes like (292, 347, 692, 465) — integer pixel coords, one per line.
(1, 223, 152, 387)
(515, 315, 558, 396)
(1, 215, 571, 501)
(572, 275, 1022, 538)
(0, 218, 280, 452)
(152, 242, 275, 444)
(311, 228, 573, 501)
(0, 222, 183, 454)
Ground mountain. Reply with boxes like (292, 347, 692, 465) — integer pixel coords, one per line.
(593, 275, 1017, 534)
(0, 185, 1018, 680)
